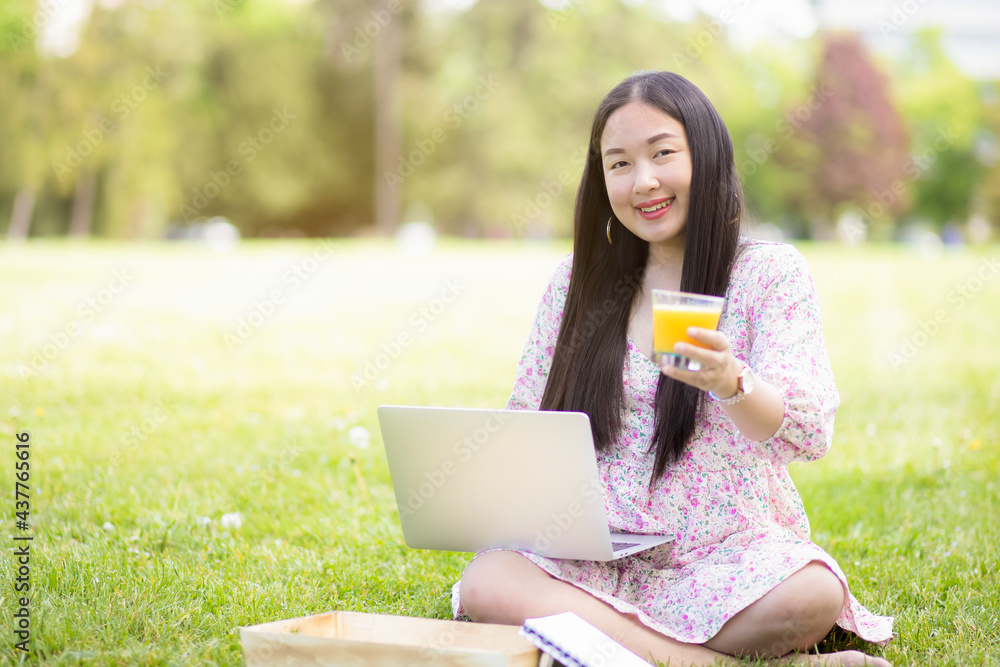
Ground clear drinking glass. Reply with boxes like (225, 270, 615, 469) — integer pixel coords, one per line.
(651, 290, 725, 370)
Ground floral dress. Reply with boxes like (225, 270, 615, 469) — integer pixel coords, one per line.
(449, 240, 894, 645)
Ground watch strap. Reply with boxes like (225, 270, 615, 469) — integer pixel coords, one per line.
(709, 364, 750, 406)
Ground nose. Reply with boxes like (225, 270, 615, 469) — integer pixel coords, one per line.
(633, 162, 659, 194)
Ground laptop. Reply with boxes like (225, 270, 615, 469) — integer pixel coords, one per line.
(376, 405, 673, 561)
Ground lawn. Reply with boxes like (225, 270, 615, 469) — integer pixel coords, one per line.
(0, 238, 997, 666)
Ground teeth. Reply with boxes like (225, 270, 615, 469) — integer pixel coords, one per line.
(639, 198, 673, 213)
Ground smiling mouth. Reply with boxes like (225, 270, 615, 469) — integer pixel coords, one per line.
(637, 197, 674, 213)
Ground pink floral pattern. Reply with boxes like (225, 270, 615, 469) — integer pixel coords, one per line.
(450, 240, 893, 645)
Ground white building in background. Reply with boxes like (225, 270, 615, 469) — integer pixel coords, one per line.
(650, 0, 999, 80)
(814, 0, 1000, 81)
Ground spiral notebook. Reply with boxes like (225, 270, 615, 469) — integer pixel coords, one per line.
(519, 612, 652, 667)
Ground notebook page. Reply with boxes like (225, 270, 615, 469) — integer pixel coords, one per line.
(519, 612, 653, 667)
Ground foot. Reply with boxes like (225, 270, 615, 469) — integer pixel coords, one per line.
(779, 650, 891, 666)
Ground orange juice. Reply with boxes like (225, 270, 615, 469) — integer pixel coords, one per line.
(653, 304, 722, 357)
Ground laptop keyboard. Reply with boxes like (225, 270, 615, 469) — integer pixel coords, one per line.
(612, 541, 640, 551)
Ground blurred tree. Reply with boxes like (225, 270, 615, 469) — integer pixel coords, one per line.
(42, 14, 125, 238)
(0, 1, 43, 240)
(176, 0, 331, 236)
(373, 0, 403, 236)
(719, 40, 815, 234)
(0, 0, 991, 240)
(979, 82, 1000, 236)
(399, 0, 703, 237)
(891, 29, 988, 230)
(784, 32, 910, 239)
(78, 2, 189, 238)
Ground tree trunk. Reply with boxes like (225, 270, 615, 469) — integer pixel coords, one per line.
(7, 187, 35, 241)
(373, 0, 401, 237)
(69, 169, 98, 237)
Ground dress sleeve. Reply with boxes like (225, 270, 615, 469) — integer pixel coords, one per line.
(743, 245, 840, 464)
(504, 256, 572, 411)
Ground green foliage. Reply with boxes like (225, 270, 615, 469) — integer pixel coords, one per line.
(0, 2, 997, 239)
(781, 34, 911, 237)
(890, 29, 991, 227)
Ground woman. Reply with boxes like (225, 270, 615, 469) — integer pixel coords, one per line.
(453, 71, 894, 666)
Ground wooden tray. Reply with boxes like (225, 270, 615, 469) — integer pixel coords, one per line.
(240, 610, 545, 666)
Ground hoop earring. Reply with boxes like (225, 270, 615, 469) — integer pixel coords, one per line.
(606, 216, 615, 246)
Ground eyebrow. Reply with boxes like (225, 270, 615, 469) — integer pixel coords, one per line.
(604, 132, 679, 157)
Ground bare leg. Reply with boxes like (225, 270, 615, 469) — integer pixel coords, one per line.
(704, 561, 891, 666)
(704, 562, 844, 657)
(460, 552, 891, 667)
(461, 551, 736, 666)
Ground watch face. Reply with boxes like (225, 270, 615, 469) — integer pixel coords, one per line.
(741, 367, 754, 394)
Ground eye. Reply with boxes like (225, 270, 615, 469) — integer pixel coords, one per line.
(655, 149, 675, 158)
(608, 160, 628, 170)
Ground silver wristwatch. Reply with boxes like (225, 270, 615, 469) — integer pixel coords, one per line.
(709, 364, 754, 406)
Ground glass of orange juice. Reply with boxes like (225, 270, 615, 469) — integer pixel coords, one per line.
(652, 290, 725, 369)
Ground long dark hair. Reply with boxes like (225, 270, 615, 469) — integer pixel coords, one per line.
(539, 71, 744, 483)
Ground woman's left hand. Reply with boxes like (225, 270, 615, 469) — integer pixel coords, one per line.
(660, 327, 740, 398)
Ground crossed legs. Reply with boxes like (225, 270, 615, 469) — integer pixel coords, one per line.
(459, 550, 890, 666)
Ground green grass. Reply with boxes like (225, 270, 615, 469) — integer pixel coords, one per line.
(0, 239, 997, 666)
